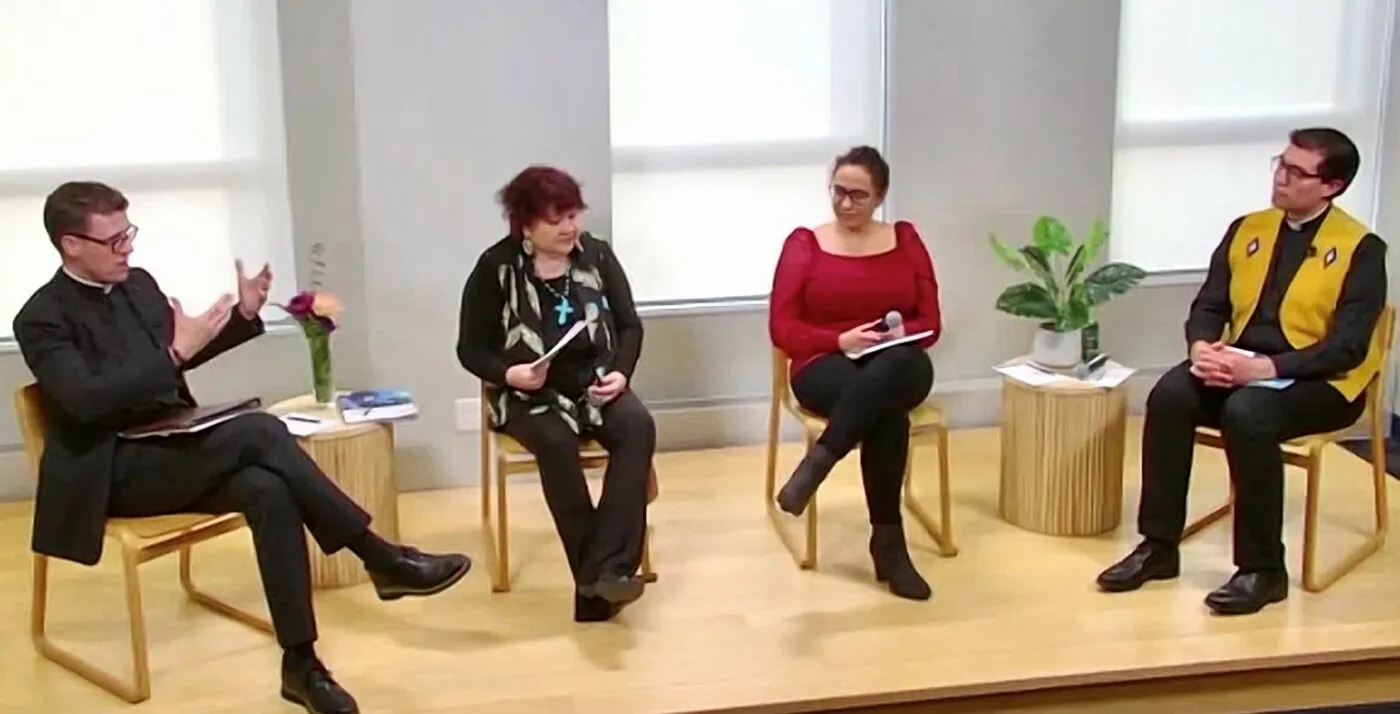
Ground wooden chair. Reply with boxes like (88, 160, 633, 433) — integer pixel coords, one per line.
(1179, 304, 1395, 593)
(763, 348, 958, 568)
(12, 384, 273, 704)
(478, 387, 657, 593)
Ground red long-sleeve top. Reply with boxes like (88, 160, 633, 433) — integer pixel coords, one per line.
(768, 221, 942, 377)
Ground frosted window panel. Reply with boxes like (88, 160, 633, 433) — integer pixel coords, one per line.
(609, 0, 864, 148)
(1118, 0, 1345, 122)
(0, 188, 294, 339)
(0, 0, 237, 169)
(611, 165, 835, 302)
(1109, 142, 1381, 273)
(0, 197, 64, 332)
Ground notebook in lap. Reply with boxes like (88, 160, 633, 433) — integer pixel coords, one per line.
(118, 397, 263, 439)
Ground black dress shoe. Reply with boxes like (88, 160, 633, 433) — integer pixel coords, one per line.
(367, 546, 471, 601)
(583, 573, 646, 605)
(775, 444, 837, 516)
(1096, 540, 1180, 592)
(281, 660, 358, 713)
(574, 591, 623, 623)
(1204, 569, 1287, 615)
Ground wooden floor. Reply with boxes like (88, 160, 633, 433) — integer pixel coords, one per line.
(3, 422, 1400, 714)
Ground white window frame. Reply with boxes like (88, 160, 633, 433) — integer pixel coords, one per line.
(607, 0, 891, 313)
(0, 0, 296, 344)
(1110, 0, 1396, 284)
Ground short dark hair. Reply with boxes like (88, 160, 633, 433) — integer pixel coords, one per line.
(832, 145, 891, 196)
(42, 181, 129, 249)
(496, 166, 587, 234)
(1289, 127, 1360, 199)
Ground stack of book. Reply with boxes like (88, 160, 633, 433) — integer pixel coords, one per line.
(336, 389, 419, 424)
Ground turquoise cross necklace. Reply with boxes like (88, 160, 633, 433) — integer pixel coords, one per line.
(539, 272, 575, 326)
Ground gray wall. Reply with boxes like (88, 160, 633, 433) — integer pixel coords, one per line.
(0, 0, 1395, 499)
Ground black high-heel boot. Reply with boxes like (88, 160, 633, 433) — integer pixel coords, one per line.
(775, 444, 838, 515)
(869, 524, 931, 601)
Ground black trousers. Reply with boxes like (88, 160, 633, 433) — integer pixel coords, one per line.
(498, 389, 655, 586)
(791, 345, 934, 525)
(109, 412, 373, 649)
(1138, 360, 1364, 571)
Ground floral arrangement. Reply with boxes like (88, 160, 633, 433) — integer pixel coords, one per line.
(278, 243, 344, 404)
(280, 290, 343, 404)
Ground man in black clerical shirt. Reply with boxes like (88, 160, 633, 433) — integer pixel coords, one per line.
(1096, 128, 1389, 615)
(13, 181, 472, 713)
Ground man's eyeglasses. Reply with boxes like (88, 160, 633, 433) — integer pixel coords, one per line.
(1272, 155, 1322, 183)
(68, 224, 138, 252)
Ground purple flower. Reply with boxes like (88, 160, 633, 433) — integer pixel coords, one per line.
(284, 291, 315, 319)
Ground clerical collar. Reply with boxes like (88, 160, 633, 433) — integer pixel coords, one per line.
(62, 266, 113, 294)
(1285, 203, 1329, 231)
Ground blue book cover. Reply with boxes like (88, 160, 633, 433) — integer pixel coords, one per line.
(336, 389, 414, 410)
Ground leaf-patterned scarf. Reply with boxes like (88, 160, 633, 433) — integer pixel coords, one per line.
(484, 233, 617, 435)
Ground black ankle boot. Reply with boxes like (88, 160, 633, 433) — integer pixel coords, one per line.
(869, 524, 931, 601)
(776, 444, 837, 515)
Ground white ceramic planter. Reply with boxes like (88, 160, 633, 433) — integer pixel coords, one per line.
(1032, 325, 1082, 367)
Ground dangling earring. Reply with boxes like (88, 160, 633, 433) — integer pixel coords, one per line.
(521, 237, 535, 255)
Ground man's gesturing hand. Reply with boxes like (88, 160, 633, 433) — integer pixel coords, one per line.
(236, 259, 272, 319)
(170, 294, 236, 364)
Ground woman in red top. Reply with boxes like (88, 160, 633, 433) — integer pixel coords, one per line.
(768, 146, 942, 601)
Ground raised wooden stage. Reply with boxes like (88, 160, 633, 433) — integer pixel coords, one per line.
(3, 422, 1400, 714)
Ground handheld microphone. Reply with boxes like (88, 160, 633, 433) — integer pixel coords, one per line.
(878, 310, 902, 333)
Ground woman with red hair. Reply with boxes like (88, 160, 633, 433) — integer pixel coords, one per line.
(457, 165, 655, 623)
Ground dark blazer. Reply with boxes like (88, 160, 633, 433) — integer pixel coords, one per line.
(12, 268, 264, 565)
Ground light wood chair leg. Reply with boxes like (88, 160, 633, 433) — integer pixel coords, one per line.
(481, 445, 512, 594)
(640, 526, 658, 583)
(1300, 446, 1389, 593)
(493, 452, 512, 592)
(766, 432, 819, 570)
(177, 545, 273, 634)
(1182, 481, 1235, 541)
(30, 548, 153, 703)
(903, 428, 959, 557)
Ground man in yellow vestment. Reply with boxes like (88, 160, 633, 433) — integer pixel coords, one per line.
(1096, 128, 1388, 615)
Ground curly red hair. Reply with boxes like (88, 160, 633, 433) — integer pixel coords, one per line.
(497, 165, 588, 234)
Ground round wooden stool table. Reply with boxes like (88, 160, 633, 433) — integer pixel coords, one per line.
(267, 394, 400, 589)
(998, 374, 1129, 536)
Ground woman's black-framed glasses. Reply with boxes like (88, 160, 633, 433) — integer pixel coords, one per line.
(69, 224, 138, 252)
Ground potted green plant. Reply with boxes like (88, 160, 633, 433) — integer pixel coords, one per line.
(988, 216, 1147, 367)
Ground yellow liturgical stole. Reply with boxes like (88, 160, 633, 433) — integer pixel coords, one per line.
(1226, 205, 1383, 401)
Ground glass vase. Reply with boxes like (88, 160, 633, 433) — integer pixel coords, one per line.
(307, 330, 335, 405)
(1081, 321, 1101, 361)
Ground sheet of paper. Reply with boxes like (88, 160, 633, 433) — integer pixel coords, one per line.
(993, 362, 1074, 387)
(280, 412, 333, 436)
(1085, 361, 1137, 388)
(844, 330, 935, 359)
(993, 359, 1137, 388)
(531, 319, 591, 368)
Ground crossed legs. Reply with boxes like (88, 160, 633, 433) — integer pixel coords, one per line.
(775, 345, 935, 599)
(109, 412, 471, 713)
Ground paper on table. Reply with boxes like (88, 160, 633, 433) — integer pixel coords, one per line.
(844, 330, 935, 359)
(993, 359, 1137, 389)
(531, 319, 591, 368)
(280, 412, 333, 437)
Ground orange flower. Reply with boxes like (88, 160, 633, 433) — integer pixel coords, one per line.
(311, 292, 343, 318)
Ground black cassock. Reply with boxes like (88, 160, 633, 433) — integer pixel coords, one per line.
(13, 268, 374, 647)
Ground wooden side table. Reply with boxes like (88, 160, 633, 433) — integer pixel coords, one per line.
(267, 394, 399, 589)
(998, 376, 1129, 536)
